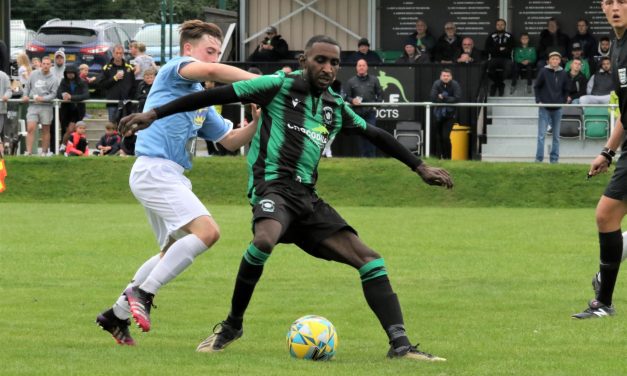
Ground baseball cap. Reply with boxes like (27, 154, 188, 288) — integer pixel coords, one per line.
(55, 49, 65, 59)
(265, 26, 277, 34)
(571, 42, 582, 51)
(358, 38, 370, 47)
(548, 51, 562, 58)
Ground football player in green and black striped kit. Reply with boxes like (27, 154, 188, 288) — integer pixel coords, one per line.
(120, 35, 453, 361)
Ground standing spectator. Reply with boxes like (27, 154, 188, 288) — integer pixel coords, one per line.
(344, 59, 383, 157)
(52, 49, 66, 83)
(534, 51, 569, 163)
(22, 56, 59, 156)
(31, 57, 41, 71)
(0, 69, 12, 155)
(132, 42, 157, 88)
(65, 121, 89, 156)
(430, 68, 462, 159)
(565, 42, 591, 78)
(571, 18, 597, 61)
(404, 19, 436, 57)
(433, 22, 463, 64)
(57, 64, 89, 149)
(248, 26, 290, 62)
(512, 32, 537, 94)
(395, 42, 430, 64)
(16, 53, 32, 88)
(136, 67, 156, 113)
(94, 122, 121, 156)
(345, 38, 383, 65)
(98, 45, 135, 124)
(485, 19, 515, 96)
(580, 57, 613, 105)
(567, 58, 588, 104)
(592, 36, 611, 71)
(537, 18, 570, 67)
(457, 37, 482, 64)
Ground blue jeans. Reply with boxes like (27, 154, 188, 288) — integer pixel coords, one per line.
(536, 107, 562, 163)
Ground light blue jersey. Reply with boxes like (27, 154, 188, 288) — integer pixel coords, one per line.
(135, 56, 232, 169)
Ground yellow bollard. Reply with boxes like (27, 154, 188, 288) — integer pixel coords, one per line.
(450, 123, 471, 160)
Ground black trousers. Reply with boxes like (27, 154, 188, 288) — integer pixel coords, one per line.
(434, 117, 455, 159)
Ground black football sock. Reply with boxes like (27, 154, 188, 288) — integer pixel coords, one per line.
(598, 230, 622, 306)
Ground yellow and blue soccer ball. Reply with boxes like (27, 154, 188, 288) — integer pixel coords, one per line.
(286, 315, 337, 361)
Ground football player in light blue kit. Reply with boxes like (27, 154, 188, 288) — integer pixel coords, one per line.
(96, 20, 259, 345)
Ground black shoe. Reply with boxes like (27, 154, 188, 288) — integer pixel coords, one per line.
(592, 272, 601, 297)
(510, 84, 516, 95)
(572, 299, 615, 319)
(526, 85, 532, 94)
(196, 321, 243, 353)
(124, 286, 155, 332)
(498, 84, 505, 97)
(387, 343, 446, 362)
(489, 84, 497, 96)
(96, 308, 136, 346)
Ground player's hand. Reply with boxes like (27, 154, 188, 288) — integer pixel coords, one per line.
(588, 154, 611, 177)
(416, 163, 453, 189)
(250, 104, 261, 123)
(119, 109, 158, 134)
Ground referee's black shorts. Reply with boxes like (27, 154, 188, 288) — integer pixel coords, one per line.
(251, 179, 357, 258)
(604, 150, 627, 200)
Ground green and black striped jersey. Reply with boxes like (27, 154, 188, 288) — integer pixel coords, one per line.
(233, 70, 367, 201)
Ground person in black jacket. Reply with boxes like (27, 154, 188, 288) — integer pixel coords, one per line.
(98, 45, 135, 123)
(485, 19, 515, 96)
(404, 19, 436, 57)
(534, 51, 569, 163)
(571, 18, 597, 62)
(248, 26, 291, 62)
(430, 68, 462, 159)
(433, 22, 462, 64)
(57, 64, 89, 148)
(567, 58, 588, 104)
(136, 67, 156, 113)
(537, 18, 570, 68)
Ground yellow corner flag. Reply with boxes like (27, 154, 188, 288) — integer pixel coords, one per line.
(0, 157, 7, 193)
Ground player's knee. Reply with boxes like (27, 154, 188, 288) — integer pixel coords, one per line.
(252, 236, 275, 254)
(595, 210, 619, 231)
(196, 225, 220, 247)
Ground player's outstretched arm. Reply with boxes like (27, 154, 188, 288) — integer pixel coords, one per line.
(589, 118, 624, 177)
(179, 62, 259, 84)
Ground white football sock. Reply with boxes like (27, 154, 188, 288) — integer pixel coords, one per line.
(112, 254, 160, 320)
(140, 234, 208, 295)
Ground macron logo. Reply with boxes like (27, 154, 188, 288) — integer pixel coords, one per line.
(291, 98, 301, 108)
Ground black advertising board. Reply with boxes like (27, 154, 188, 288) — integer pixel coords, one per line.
(511, 0, 613, 41)
(379, 0, 499, 51)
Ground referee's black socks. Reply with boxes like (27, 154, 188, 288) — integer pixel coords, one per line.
(598, 230, 623, 306)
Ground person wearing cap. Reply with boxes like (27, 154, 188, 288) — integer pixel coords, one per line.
(395, 42, 430, 64)
(533, 51, 569, 163)
(248, 26, 290, 62)
(571, 18, 597, 61)
(345, 38, 383, 65)
(433, 22, 463, 64)
(565, 42, 591, 79)
(52, 49, 66, 84)
(57, 64, 89, 149)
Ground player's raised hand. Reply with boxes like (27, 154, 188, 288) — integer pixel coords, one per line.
(119, 109, 158, 134)
(415, 163, 453, 189)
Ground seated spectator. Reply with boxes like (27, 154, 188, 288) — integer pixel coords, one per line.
(281, 65, 293, 74)
(537, 17, 570, 67)
(592, 36, 611, 71)
(565, 42, 591, 79)
(345, 38, 383, 65)
(512, 32, 537, 94)
(78, 64, 96, 85)
(580, 56, 613, 105)
(65, 121, 89, 156)
(248, 26, 291, 62)
(404, 19, 436, 57)
(457, 37, 482, 64)
(119, 128, 136, 156)
(136, 67, 156, 113)
(94, 122, 121, 156)
(395, 42, 430, 64)
(57, 64, 89, 149)
(485, 19, 515, 96)
(433, 22, 462, 64)
(571, 18, 597, 61)
(567, 58, 588, 104)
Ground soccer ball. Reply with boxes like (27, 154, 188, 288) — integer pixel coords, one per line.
(286, 315, 337, 361)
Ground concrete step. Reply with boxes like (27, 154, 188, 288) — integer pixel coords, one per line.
(488, 116, 538, 126)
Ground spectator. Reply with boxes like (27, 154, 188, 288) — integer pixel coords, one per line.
(512, 32, 537, 94)
(119, 128, 136, 156)
(433, 22, 462, 64)
(65, 121, 89, 156)
(136, 67, 156, 113)
(281, 65, 293, 74)
(343, 58, 383, 157)
(592, 36, 611, 71)
(98, 44, 135, 124)
(94, 122, 121, 156)
(57, 64, 89, 149)
(16, 53, 32, 88)
(430, 68, 462, 160)
(52, 49, 66, 83)
(457, 37, 482, 64)
(537, 18, 570, 67)
(571, 18, 597, 61)
(0, 39, 8, 74)
(580, 56, 613, 105)
(534, 51, 569, 164)
(567, 58, 588, 104)
(345, 38, 383, 65)
(22, 56, 59, 156)
(0, 69, 11, 155)
(404, 19, 436, 57)
(395, 42, 430, 64)
(566, 42, 591, 79)
(248, 26, 291, 62)
(485, 19, 515, 96)
(31, 57, 41, 71)
(132, 42, 157, 87)
(78, 64, 96, 85)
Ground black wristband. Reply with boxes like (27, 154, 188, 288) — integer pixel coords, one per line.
(602, 147, 616, 158)
(600, 151, 613, 166)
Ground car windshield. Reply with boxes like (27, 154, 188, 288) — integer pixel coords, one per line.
(135, 26, 179, 47)
(10, 29, 27, 47)
(37, 27, 98, 45)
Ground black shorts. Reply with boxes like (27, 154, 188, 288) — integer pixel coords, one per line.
(604, 151, 627, 200)
(251, 179, 356, 257)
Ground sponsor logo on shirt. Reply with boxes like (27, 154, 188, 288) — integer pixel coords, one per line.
(193, 108, 209, 126)
(259, 199, 275, 212)
(286, 122, 329, 149)
(322, 106, 334, 125)
(291, 98, 301, 108)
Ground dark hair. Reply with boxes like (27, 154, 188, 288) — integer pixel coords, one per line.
(496, 18, 506, 25)
(520, 32, 529, 38)
(572, 57, 583, 63)
(601, 56, 611, 62)
(304, 35, 341, 53)
(441, 68, 452, 75)
(179, 20, 223, 50)
(578, 18, 590, 27)
(600, 36, 611, 42)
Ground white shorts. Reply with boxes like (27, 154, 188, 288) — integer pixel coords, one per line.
(130, 156, 210, 250)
